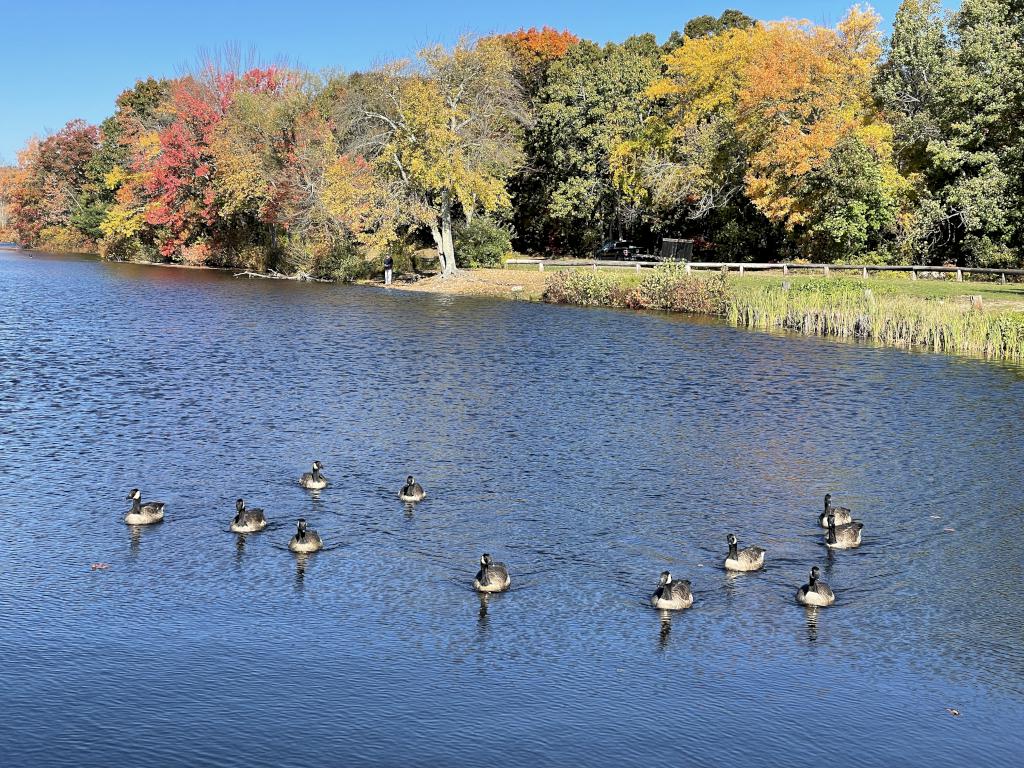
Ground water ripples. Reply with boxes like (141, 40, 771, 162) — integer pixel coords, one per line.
(1, 251, 1023, 766)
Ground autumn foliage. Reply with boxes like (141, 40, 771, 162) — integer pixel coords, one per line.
(5, 3, 1024, 269)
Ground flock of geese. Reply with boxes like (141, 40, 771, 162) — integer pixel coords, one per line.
(124, 464, 865, 607)
(650, 493, 864, 610)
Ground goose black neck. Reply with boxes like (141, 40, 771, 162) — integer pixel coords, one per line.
(728, 542, 738, 558)
(131, 498, 141, 513)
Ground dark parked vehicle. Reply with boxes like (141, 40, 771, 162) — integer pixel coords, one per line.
(594, 239, 641, 260)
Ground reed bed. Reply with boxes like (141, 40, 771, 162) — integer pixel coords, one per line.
(544, 267, 1024, 360)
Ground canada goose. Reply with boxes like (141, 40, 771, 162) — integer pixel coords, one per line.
(650, 571, 693, 610)
(819, 493, 853, 528)
(825, 513, 863, 549)
(473, 553, 510, 593)
(796, 566, 835, 607)
(288, 518, 323, 553)
(398, 475, 426, 502)
(299, 461, 328, 490)
(124, 489, 164, 525)
(230, 499, 267, 533)
(723, 533, 766, 572)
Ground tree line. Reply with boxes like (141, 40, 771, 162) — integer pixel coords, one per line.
(2, 1, 1023, 275)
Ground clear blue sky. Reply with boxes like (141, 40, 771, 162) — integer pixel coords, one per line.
(1, 1, 908, 162)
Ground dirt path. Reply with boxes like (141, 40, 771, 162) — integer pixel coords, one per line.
(384, 268, 547, 300)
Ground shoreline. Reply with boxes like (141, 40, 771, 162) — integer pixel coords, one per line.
(8, 247, 1024, 361)
(377, 268, 547, 301)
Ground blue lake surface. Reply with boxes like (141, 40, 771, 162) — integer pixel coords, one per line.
(1, 249, 1023, 766)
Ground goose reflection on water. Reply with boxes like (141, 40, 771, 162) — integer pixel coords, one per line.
(476, 593, 491, 639)
(127, 523, 143, 557)
(657, 614, 673, 652)
(804, 607, 821, 643)
(294, 552, 310, 591)
(234, 533, 246, 566)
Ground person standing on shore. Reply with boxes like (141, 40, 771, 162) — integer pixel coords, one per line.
(384, 254, 394, 286)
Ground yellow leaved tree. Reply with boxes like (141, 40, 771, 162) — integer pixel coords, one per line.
(616, 6, 906, 260)
(352, 38, 527, 276)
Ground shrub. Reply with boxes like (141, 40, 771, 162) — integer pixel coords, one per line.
(317, 245, 374, 282)
(545, 264, 728, 314)
(543, 270, 617, 306)
(455, 216, 513, 268)
(99, 235, 161, 262)
(634, 263, 729, 314)
(180, 241, 211, 266)
(37, 225, 94, 254)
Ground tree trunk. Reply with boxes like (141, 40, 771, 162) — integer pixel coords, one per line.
(430, 222, 446, 273)
(437, 191, 457, 278)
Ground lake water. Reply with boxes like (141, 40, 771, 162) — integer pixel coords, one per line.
(1, 249, 1023, 767)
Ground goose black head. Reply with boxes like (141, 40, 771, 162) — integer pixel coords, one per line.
(824, 493, 833, 509)
(480, 553, 492, 568)
(659, 570, 672, 586)
(296, 518, 307, 536)
(809, 566, 820, 582)
(126, 488, 141, 501)
(312, 461, 323, 471)
(406, 475, 415, 485)
(727, 533, 738, 546)
(236, 499, 245, 513)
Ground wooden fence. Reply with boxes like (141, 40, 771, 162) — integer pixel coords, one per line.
(505, 258, 1024, 283)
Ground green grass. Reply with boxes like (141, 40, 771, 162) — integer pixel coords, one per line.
(514, 261, 1024, 305)
(540, 264, 1024, 360)
(727, 271, 1024, 306)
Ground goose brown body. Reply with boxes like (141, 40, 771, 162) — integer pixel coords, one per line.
(650, 571, 693, 610)
(473, 554, 510, 593)
(288, 518, 323, 553)
(796, 566, 835, 606)
(124, 489, 164, 525)
(230, 499, 267, 533)
(723, 534, 766, 572)
(299, 461, 328, 490)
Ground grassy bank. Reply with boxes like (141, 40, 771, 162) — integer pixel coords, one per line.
(543, 265, 1024, 360)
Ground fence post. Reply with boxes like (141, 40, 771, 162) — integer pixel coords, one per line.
(823, 265, 830, 276)
(862, 266, 868, 279)
(592, 262, 597, 272)
(636, 263, 641, 274)
(911, 268, 918, 281)
(783, 263, 789, 275)
(1001, 272, 1007, 284)
(956, 268, 963, 282)
(539, 262, 544, 272)
(685, 263, 691, 274)
(739, 265, 745, 276)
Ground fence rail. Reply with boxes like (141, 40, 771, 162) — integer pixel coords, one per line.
(505, 258, 1024, 282)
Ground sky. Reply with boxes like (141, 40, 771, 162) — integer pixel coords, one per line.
(0, 0, 909, 162)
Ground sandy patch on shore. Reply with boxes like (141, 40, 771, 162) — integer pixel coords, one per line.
(385, 268, 547, 300)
